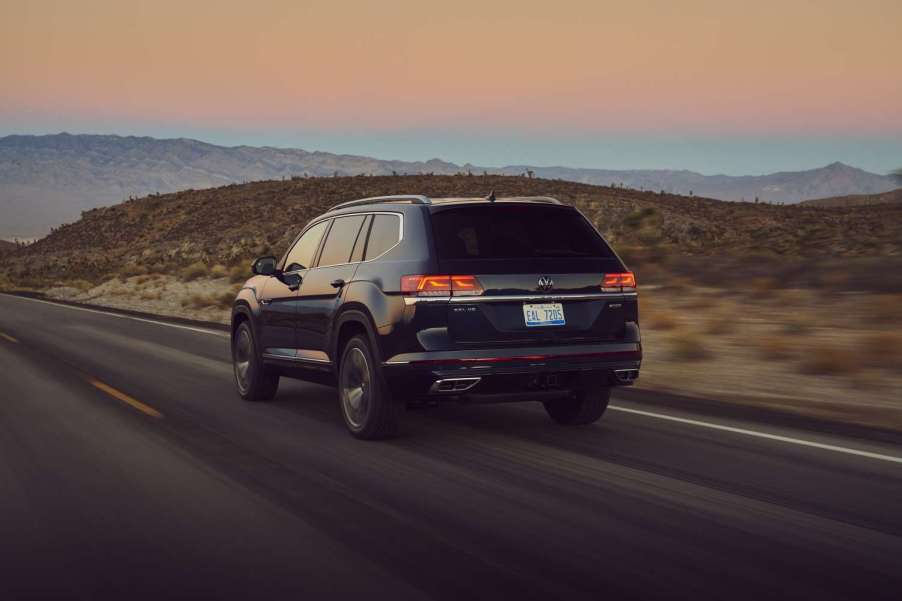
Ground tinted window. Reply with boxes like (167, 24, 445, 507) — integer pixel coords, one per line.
(431, 205, 613, 260)
(318, 215, 366, 267)
(284, 220, 328, 271)
(364, 214, 401, 260)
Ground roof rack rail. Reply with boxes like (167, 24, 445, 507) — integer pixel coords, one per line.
(525, 196, 562, 205)
(328, 195, 432, 212)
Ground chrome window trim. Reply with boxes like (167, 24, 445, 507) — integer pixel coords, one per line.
(284, 211, 404, 272)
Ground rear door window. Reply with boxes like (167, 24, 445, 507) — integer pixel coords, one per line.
(317, 215, 366, 267)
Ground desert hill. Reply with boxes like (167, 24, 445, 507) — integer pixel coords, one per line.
(801, 187, 902, 208)
(3, 175, 900, 290)
(2, 133, 897, 239)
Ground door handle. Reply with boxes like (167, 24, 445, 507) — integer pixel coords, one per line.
(330, 279, 346, 289)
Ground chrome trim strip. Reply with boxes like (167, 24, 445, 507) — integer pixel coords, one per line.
(263, 352, 332, 364)
(404, 292, 637, 305)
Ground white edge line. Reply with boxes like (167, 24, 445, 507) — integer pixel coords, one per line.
(609, 404, 902, 465)
(2, 293, 229, 338)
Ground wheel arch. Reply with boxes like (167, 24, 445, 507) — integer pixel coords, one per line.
(332, 306, 382, 372)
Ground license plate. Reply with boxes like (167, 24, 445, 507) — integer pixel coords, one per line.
(523, 303, 565, 327)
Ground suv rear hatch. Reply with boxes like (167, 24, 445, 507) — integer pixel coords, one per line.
(427, 202, 636, 347)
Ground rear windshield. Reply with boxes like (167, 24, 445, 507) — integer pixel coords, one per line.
(429, 204, 619, 273)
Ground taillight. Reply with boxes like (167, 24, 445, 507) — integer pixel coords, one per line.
(401, 275, 484, 297)
(602, 272, 637, 292)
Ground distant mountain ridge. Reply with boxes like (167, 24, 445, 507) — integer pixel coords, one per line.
(801, 187, 902, 207)
(0, 133, 896, 238)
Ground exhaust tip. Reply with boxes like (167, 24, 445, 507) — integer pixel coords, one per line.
(613, 369, 639, 384)
(430, 377, 482, 394)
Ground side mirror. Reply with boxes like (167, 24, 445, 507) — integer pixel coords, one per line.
(251, 255, 277, 276)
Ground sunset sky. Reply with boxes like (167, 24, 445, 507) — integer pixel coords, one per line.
(2, 0, 901, 174)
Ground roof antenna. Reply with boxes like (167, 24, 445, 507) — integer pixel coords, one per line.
(486, 189, 496, 202)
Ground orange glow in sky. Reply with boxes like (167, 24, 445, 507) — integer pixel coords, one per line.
(2, 0, 900, 137)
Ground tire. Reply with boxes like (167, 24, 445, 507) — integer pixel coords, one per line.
(338, 334, 400, 439)
(232, 321, 279, 402)
(544, 376, 611, 425)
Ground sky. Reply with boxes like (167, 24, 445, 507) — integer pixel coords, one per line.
(1, 0, 901, 175)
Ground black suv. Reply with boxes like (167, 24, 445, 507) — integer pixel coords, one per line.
(231, 195, 641, 439)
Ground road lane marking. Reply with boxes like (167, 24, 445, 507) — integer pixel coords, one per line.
(1, 293, 229, 338)
(0, 332, 18, 343)
(609, 405, 902, 465)
(88, 378, 163, 418)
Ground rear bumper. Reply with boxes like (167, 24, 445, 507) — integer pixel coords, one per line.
(382, 342, 641, 401)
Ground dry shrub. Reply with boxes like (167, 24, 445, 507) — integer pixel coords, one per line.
(648, 310, 679, 330)
(799, 346, 861, 375)
(670, 332, 711, 361)
(68, 279, 95, 292)
(180, 262, 208, 281)
(857, 332, 902, 371)
(139, 290, 161, 301)
(757, 335, 796, 360)
(215, 290, 237, 309)
(228, 264, 249, 284)
(118, 263, 148, 280)
(210, 264, 228, 278)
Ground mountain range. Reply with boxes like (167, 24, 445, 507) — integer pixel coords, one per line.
(1, 133, 897, 239)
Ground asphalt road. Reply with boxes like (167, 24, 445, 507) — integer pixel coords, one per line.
(1, 293, 901, 600)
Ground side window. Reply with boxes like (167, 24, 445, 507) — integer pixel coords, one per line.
(350, 214, 372, 263)
(317, 215, 366, 267)
(364, 214, 401, 260)
(284, 220, 328, 272)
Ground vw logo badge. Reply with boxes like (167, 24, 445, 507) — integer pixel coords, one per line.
(537, 276, 554, 291)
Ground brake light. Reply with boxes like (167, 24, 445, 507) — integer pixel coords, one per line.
(401, 275, 484, 296)
(602, 272, 637, 292)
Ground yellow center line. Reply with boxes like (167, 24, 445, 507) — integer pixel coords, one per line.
(87, 378, 163, 419)
(0, 332, 18, 343)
